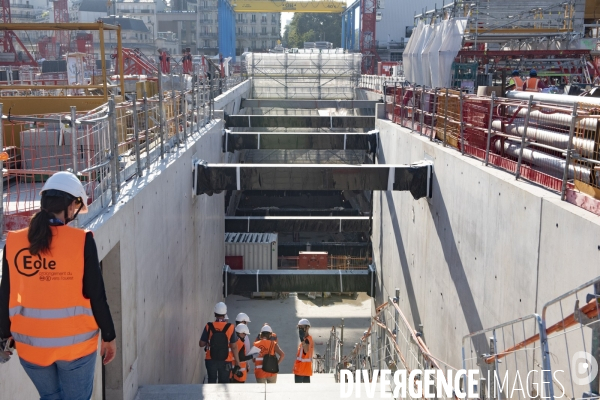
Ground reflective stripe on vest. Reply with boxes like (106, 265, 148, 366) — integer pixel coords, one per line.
(526, 78, 540, 92)
(9, 306, 94, 319)
(296, 357, 312, 362)
(231, 338, 248, 382)
(12, 329, 99, 348)
(6, 226, 99, 366)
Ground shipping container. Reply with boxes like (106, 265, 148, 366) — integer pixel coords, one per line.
(224, 233, 278, 270)
(298, 251, 328, 270)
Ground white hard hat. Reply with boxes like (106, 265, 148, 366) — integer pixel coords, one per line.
(260, 325, 273, 333)
(40, 171, 88, 213)
(214, 302, 227, 315)
(298, 318, 311, 326)
(235, 324, 250, 335)
(236, 313, 250, 323)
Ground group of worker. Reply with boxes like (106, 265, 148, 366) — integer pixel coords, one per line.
(507, 69, 548, 92)
(199, 302, 314, 384)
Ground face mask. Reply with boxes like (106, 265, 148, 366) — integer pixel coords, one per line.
(299, 327, 306, 341)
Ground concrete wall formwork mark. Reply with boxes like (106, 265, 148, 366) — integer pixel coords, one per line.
(0, 121, 226, 400)
(372, 119, 600, 372)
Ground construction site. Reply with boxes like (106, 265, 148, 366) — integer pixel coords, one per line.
(1, 0, 600, 399)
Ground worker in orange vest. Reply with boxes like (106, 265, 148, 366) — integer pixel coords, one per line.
(507, 70, 524, 91)
(293, 318, 314, 383)
(524, 70, 547, 92)
(199, 302, 240, 383)
(255, 322, 278, 343)
(254, 325, 285, 383)
(0, 171, 117, 399)
(230, 324, 256, 383)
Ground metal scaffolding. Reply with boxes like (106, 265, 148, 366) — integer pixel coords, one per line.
(244, 52, 362, 100)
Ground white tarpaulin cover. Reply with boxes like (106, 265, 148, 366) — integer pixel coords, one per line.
(402, 21, 423, 84)
(402, 18, 467, 88)
(438, 18, 467, 88)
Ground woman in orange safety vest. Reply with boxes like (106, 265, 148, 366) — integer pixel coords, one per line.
(0, 171, 116, 399)
(230, 323, 256, 383)
(293, 318, 314, 383)
(254, 325, 285, 383)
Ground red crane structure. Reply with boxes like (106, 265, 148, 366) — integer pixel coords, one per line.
(53, 0, 69, 55)
(0, 0, 36, 66)
(359, 0, 378, 75)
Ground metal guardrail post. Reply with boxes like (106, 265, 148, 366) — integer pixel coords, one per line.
(142, 85, 150, 170)
(382, 83, 386, 119)
(400, 84, 405, 126)
(459, 90, 465, 155)
(420, 86, 425, 135)
(340, 317, 344, 356)
(158, 68, 165, 159)
(443, 88, 448, 147)
(392, 83, 397, 123)
(516, 95, 534, 180)
(485, 93, 495, 166)
(411, 85, 416, 131)
(70, 106, 78, 174)
(0, 103, 4, 232)
(561, 102, 578, 200)
(132, 94, 142, 177)
(111, 95, 121, 191)
(108, 98, 118, 205)
(183, 93, 188, 143)
(430, 89, 438, 141)
(171, 72, 179, 145)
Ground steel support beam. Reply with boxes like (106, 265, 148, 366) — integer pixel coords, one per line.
(223, 265, 376, 297)
(240, 99, 378, 109)
(223, 131, 378, 152)
(225, 216, 370, 233)
(225, 115, 375, 129)
(193, 161, 433, 199)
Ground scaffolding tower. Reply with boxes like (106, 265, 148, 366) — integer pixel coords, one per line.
(244, 51, 362, 100)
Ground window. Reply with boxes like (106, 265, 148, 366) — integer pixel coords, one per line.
(262, 40, 266, 48)
(390, 53, 402, 62)
(271, 14, 277, 23)
(251, 14, 256, 22)
(261, 14, 267, 23)
(205, 39, 210, 47)
(251, 26, 255, 34)
(251, 40, 256, 48)
(272, 26, 277, 35)
(261, 27, 266, 34)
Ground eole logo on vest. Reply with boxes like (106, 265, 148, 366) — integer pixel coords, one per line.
(14, 248, 73, 281)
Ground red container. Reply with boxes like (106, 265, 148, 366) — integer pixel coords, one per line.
(225, 256, 244, 270)
(298, 252, 328, 270)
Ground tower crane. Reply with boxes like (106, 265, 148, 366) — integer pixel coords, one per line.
(0, 0, 36, 66)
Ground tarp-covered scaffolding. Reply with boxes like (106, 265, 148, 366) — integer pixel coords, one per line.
(244, 52, 362, 100)
(403, 18, 467, 88)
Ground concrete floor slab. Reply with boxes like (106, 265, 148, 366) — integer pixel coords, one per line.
(135, 383, 266, 400)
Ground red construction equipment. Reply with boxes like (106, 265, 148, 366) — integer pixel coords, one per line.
(53, 0, 69, 56)
(359, 0, 379, 74)
(38, 36, 57, 60)
(159, 49, 170, 74)
(0, 0, 36, 66)
(75, 33, 93, 56)
(113, 48, 158, 76)
(182, 47, 192, 75)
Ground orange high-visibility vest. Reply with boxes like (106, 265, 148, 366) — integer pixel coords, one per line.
(254, 338, 276, 379)
(231, 338, 247, 383)
(204, 321, 234, 360)
(293, 335, 314, 376)
(526, 77, 541, 92)
(509, 76, 524, 90)
(6, 226, 99, 366)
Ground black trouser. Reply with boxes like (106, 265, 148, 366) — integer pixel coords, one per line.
(205, 359, 230, 383)
(294, 374, 311, 383)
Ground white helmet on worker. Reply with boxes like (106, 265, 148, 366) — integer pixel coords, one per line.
(260, 324, 273, 333)
(40, 171, 88, 213)
(236, 313, 251, 323)
(235, 324, 250, 335)
(213, 302, 227, 315)
(298, 318, 311, 326)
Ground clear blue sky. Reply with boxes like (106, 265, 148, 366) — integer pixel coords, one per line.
(280, 0, 356, 36)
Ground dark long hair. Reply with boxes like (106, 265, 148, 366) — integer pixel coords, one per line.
(28, 194, 74, 255)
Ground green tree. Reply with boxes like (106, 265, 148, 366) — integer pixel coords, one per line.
(283, 13, 341, 48)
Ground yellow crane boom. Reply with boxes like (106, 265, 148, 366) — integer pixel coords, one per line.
(232, 0, 346, 13)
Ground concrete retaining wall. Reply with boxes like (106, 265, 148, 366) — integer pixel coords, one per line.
(373, 118, 600, 370)
(0, 78, 256, 399)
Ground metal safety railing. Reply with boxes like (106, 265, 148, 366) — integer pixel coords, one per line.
(374, 82, 600, 215)
(342, 294, 458, 399)
(0, 74, 247, 232)
(461, 275, 600, 400)
(323, 325, 343, 376)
